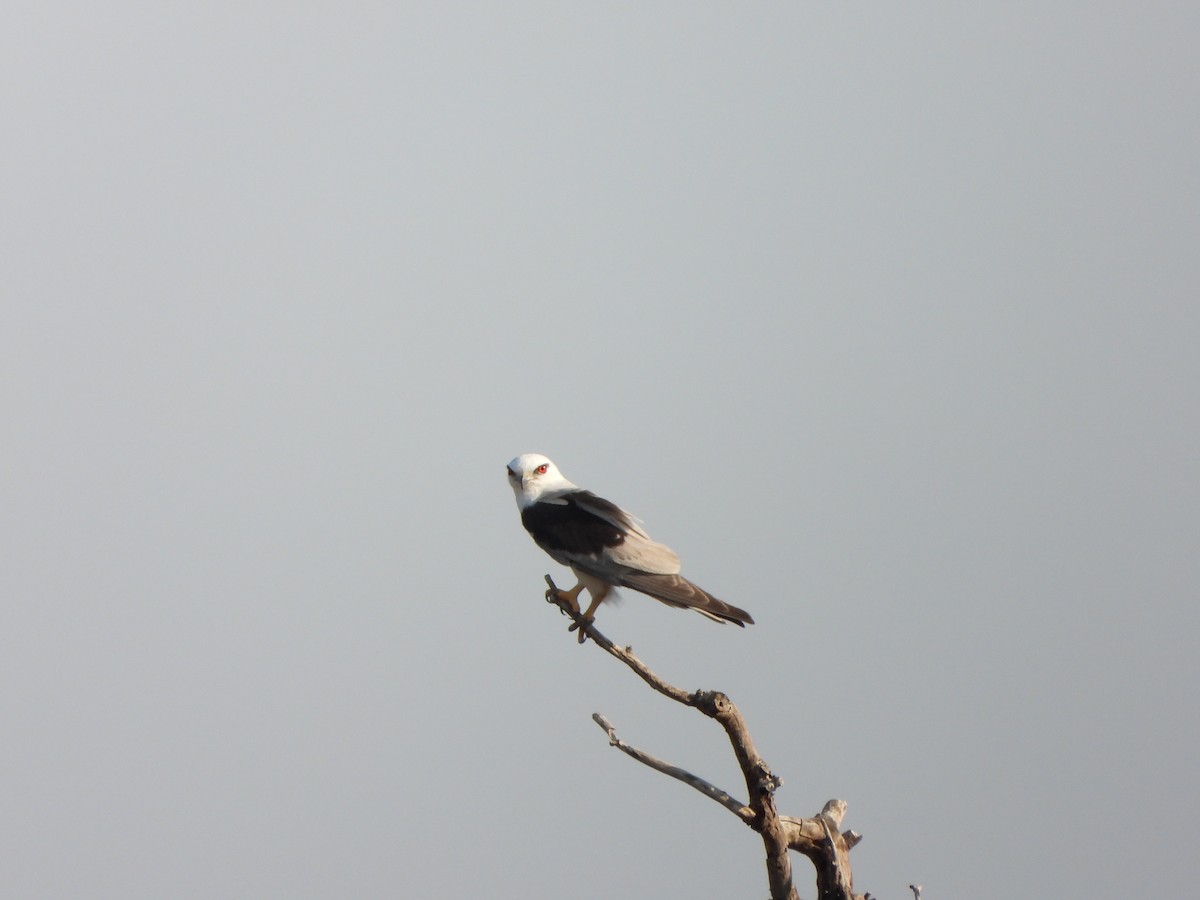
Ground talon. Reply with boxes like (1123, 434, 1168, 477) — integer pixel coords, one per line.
(538, 578, 600, 642)
(546, 585, 584, 616)
(566, 613, 595, 643)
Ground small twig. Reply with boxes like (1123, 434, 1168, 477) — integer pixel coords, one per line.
(591, 713, 754, 822)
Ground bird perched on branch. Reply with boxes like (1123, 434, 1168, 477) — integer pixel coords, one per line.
(506, 453, 754, 635)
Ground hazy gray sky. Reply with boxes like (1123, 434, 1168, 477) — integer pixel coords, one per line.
(3, 4, 1197, 898)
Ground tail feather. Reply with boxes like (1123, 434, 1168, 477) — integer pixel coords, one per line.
(618, 573, 754, 626)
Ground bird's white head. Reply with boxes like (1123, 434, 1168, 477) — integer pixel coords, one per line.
(506, 453, 577, 508)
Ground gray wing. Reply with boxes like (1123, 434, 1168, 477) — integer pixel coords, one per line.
(617, 572, 755, 626)
(564, 502, 754, 626)
(600, 529, 682, 575)
(571, 491, 654, 540)
(559, 528, 682, 582)
(566, 492, 681, 575)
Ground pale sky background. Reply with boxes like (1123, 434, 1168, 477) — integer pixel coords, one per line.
(2, 4, 1197, 898)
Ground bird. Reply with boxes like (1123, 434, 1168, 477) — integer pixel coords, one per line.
(506, 453, 754, 637)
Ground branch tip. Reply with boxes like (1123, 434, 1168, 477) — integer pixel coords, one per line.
(591, 713, 618, 744)
(820, 799, 847, 827)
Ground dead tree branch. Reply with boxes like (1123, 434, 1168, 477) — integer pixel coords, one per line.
(543, 575, 868, 900)
(591, 713, 754, 822)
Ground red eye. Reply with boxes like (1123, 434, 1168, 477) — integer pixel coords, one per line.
(535, 464, 548, 475)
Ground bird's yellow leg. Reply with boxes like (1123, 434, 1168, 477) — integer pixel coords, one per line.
(574, 587, 612, 643)
(580, 592, 606, 624)
(546, 581, 585, 616)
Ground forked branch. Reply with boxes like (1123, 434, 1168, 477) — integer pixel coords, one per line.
(543, 575, 867, 900)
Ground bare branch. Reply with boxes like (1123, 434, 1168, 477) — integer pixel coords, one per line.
(542, 575, 866, 900)
(590, 713, 754, 822)
(544, 575, 694, 706)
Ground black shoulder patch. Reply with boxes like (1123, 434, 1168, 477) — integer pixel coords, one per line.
(521, 496, 626, 556)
